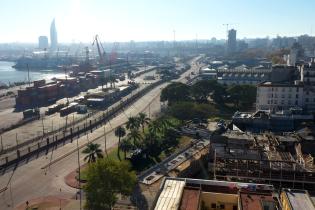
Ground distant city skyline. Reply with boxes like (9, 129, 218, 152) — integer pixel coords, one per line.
(1, 0, 315, 43)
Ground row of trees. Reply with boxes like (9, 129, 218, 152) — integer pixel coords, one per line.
(115, 112, 179, 160)
(81, 112, 180, 209)
(161, 80, 257, 110)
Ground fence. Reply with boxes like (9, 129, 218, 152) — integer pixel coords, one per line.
(0, 79, 166, 170)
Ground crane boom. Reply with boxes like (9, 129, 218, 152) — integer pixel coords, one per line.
(92, 35, 105, 65)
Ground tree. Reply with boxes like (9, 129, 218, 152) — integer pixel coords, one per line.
(119, 138, 134, 159)
(138, 112, 150, 133)
(114, 126, 126, 159)
(190, 80, 213, 102)
(168, 102, 218, 122)
(148, 120, 161, 145)
(190, 80, 227, 104)
(227, 85, 257, 109)
(82, 143, 104, 163)
(163, 128, 180, 149)
(157, 117, 174, 134)
(126, 116, 140, 131)
(160, 82, 191, 105)
(127, 128, 142, 146)
(84, 158, 136, 210)
(211, 83, 226, 104)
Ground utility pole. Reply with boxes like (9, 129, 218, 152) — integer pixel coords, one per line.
(27, 64, 30, 86)
(0, 135, 3, 152)
(76, 137, 82, 210)
(15, 133, 18, 148)
(104, 125, 108, 156)
(41, 117, 45, 136)
(213, 149, 216, 180)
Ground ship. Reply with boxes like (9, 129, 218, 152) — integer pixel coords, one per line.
(13, 50, 76, 71)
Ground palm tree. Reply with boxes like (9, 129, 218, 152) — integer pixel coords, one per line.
(138, 112, 150, 133)
(114, 126, 126, 158)
(120, 138, 133, 159)
(158, 117, 174, 134)
(126, 116, 140, 131)
(82, 143, 103, 163)
(148, 121, 161, 145)
(127, 128, 142, 146)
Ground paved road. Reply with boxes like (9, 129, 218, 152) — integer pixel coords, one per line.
(0, 56, 202, 210)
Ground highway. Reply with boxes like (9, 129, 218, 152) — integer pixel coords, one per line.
(0, 56, 202, 210)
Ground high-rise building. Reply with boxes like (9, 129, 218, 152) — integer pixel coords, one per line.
(227, 29, 237, 54)
(50, 18, 58, 51)
(38, 36, 48, 49)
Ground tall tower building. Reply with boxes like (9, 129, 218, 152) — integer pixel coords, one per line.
(227, 29, 237, 54)
(38, 36, 48, 49)
(50, 18, 58, 51)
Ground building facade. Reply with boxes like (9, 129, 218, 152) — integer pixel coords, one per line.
(217, 65, 271, 85)
(38, 36, 48, 49)
(256, 82, 304, 111)
(227, 29, 237, 54)
(50, 18, 58, 51)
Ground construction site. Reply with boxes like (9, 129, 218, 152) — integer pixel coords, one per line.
(208, 127, 315, 193)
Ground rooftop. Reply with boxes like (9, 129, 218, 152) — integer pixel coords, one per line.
(283, 189, 315, 210)
(239, 191, 276, 210)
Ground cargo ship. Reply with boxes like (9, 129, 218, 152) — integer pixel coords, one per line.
(12, 50, 81, 70)
(13, 56, 75, 70)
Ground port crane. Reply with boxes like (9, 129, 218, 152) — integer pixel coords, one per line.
(92, 35, 106, 66)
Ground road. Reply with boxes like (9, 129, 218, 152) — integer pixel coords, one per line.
(0, 56, 202, 210)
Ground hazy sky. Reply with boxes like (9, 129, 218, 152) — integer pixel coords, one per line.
(1, 0, 315, 43)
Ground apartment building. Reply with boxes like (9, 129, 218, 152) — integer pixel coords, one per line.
(256, 81, 304, 111)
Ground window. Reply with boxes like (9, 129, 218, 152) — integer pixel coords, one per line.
(281, 100, 284, 104)
(296, 94, 299, 98)
(306, 98, 309, 102)
(281, 94, 285, 98)
(306, 91, 310, 95)
(297, 87, 299, 91)
(282, 87, 285, 92)
(220, 204, 225, 209)
(274, 100, 277, 104)
(289, 87, 292, 92)
(288, 94, 291, 98)
(233, 206, 237, 210)
(211, 203, 216, 209)
(295, 100, 298, 105)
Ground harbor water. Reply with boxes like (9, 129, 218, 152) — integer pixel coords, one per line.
(0, 61, 65, 85)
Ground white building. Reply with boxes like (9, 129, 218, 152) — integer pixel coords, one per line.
(199, 67, 217, 79)
(256, 82, 303, 111)
(256, 81, 315, 112)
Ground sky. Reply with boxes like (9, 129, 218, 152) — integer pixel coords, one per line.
(0, 0, 315, 43)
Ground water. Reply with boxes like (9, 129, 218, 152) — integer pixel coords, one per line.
(0, 61, 65, 85)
